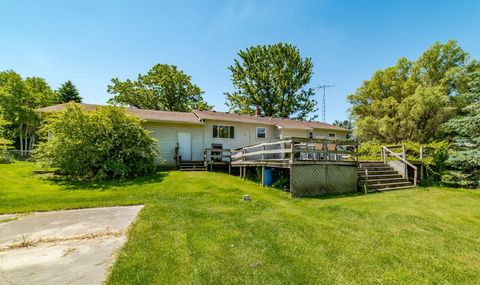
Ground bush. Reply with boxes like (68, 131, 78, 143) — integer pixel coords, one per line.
(35, 103, 158, 180)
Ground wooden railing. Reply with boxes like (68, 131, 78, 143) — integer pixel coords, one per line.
(381, 145, 417, 187)
(203, 148, 232, 172)
(203, 148, 232, 164)
(231, 137, 358, 166)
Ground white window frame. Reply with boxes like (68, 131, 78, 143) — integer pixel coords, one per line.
(213, 124, 235, 139)
(329, 133, 336, 138)
(308, 131, 314, 139)
(256, 127, 266, 139)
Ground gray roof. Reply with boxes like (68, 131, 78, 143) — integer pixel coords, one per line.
(37, 103, 348, 132)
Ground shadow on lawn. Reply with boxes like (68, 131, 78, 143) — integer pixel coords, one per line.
(44, 171, 169, 191)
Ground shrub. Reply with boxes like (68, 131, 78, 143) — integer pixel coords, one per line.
(35, 103, 158, 180)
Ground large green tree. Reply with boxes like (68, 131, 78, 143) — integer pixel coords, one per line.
(225, 43, 316, 120)
(348, 40, 470, 143)
(108, 64, 212, 111)
(0, 71, 57, 153)
(57, 80, 82, 103)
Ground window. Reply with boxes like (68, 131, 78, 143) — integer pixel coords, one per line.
(256, 127, 266, 138)
(329, 133, 336, 138)
(308, 131, 314, 139)
(213, 125, 234, 138)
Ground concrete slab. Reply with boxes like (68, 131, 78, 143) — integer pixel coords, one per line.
(0, 205, 143, 285)
(0, 237, 126, 285)
(0, 205, 143, 248)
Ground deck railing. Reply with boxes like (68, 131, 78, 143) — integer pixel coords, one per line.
(381, 145, 418, 187)
(231, 137, 358, 167)
(203, 148, 232, 172)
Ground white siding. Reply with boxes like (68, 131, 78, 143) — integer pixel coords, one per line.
(143, 122, 204, 165)
(142, 120, 348, 166)
(279, 129, 309, 139)
(203, 120, 276, 149)
(312, 129, 348, 140)
(280, 128, 348, 140)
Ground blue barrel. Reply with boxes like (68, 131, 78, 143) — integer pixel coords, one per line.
(263, 168, 274, 186)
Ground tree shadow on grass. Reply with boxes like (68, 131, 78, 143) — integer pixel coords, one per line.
(43, 171, 169, 191)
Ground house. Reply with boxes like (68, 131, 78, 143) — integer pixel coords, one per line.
(38, 103, 349, 166)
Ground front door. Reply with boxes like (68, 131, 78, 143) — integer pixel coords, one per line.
(177, 132, 192, 161)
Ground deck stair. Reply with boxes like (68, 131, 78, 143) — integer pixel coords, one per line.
(358, 162, 414, 192)
(179, 161, 207, 171)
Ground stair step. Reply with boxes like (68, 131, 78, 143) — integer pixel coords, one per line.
(369, 182, 413, 189)
(374, 185, 415, 192)
(359, 163, 388, 167)
(359, 174, 403, 180)
(359, 178, 409, 185)
(358, 170, 398, 175)
(358, 167, 394, 171)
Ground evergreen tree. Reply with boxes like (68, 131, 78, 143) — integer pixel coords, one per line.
(57, 80, 82, 103)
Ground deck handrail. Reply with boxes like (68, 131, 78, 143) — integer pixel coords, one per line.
(231, 137, 358, 166)
(381, 145, 417, 187)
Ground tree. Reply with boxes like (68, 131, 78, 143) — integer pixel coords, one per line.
(443, 70, 480, 187)
(35, 103, 157, 180)
(108, 64, 212, 111)
(0, 109, 11, 162)
(0, 71, 57, 153)
(348, 40, 470, 143)
(333, 120, 353, 139)
(0, 106, 11, 144)
(225, 43, 316, 120)
(57, 80, 82, 103)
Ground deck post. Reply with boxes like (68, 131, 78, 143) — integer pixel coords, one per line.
(243, 167, 247, 180)
(289, 140, 294, 165)
(261, 166, 265, 187)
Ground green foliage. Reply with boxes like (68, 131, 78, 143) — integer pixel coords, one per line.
(333, 120, 353, 139)
(349, 40, 470, 143)
(225, 43, 317, 120)
(443, 70, 480, 187)
(0, 108, 12, 163)
(57, 80, 82, 103)
(0, 71, 58, 152)
(34, 103, 157, 180)
(108, 64, 212, 111)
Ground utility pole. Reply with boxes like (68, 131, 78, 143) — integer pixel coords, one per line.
(316, 84, 334, 123)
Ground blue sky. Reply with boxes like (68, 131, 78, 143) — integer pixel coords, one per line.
(1, 0, 479, 122)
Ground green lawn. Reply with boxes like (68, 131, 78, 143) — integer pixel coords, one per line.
(1, 162, 480, 284)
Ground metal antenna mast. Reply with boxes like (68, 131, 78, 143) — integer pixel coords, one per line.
(316, 84, 334, 123)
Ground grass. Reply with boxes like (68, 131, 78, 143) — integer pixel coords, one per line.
(1, 162, 480, 284)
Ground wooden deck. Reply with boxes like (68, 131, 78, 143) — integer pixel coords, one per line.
(230, 137, 358, 168)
